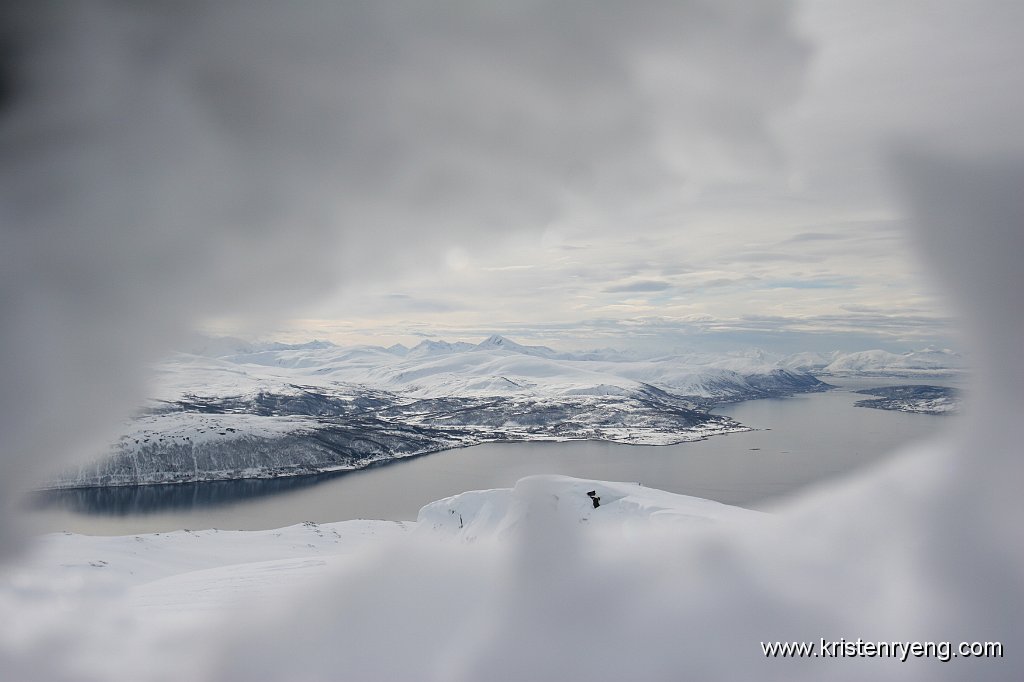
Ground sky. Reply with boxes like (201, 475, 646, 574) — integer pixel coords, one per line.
(6, 0, 1009, 358)
(185, 0, 1024, 354)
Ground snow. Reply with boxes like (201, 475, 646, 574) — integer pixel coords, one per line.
(854, 385, 963, 415)
(146, 336, 828, 402)
(13, 519, 410, 619)
(18, 519, 409, 597)
(777, 349, 968, 375)
(818, 349, 967, 375)
(5, 476, 750, 621)
(120, 411, 318, 447)
(40, 338, 830, 488)
(417, 475, 760, 542)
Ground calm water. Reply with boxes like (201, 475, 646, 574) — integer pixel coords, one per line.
(28, 376, 964, 535)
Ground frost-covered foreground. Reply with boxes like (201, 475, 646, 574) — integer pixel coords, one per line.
(8, 476, 755, 618)
(7, 453, 1018, 681)
(3, 476, 773, 679)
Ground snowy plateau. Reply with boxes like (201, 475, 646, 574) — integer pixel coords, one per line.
(46, 336, 835, 489)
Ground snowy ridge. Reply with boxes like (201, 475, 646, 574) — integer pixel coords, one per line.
(417, 475, 758, 542)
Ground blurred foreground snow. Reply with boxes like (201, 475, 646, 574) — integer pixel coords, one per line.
(2, 476, 767, 680)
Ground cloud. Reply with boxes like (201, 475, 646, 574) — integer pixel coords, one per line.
(759, 278, 851, 290)
(784, 231, 848, 242)
(603, 280, 673, 293)
(723, 251, 826, 264)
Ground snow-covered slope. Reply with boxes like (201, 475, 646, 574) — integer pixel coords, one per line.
(417, 475, 759, 542)
(12, 518, 411, 616)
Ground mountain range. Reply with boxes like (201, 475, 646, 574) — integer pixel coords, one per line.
(47, 336, 961, 488)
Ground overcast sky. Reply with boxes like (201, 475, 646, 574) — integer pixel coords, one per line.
(175, 0, 1024, 355)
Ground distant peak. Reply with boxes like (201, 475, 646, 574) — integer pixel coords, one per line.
(474, 334, 560, 358)
(480, 334, 509, 346)
(385, 343, 409, 355)
(408, 339, 476, 356)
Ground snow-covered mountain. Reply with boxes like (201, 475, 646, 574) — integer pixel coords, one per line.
(782, 348, 966, 375)
(47, 336, 831, 489)
(473, 334, 560, 357)
(405, 339, 477, 357)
